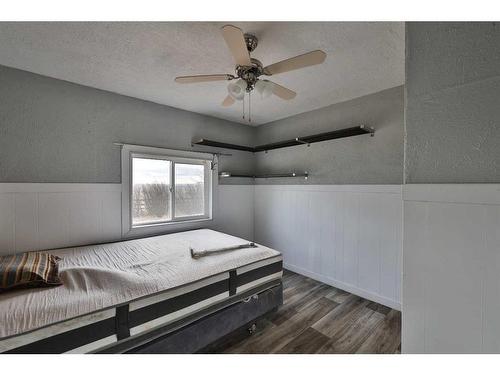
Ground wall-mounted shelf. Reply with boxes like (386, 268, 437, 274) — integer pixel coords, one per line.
(219, 172, 308, 180)
(193, 125, 374, 153)
(192, 139, 254, 152)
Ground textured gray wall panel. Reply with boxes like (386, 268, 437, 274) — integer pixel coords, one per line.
(0, 65, 255, 183)
(405, 22, 500, 183)
(254, 86, 404, 184)
(0, 65, 405, 185)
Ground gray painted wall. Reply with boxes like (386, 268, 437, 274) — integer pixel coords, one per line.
(0, 65, 255, 184)
(254, 86, 404, 184)
(405, 22, 500, 183)
(0, 65, 404, 186)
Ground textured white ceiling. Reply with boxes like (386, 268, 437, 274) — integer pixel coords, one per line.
(0, 22, 404, 126)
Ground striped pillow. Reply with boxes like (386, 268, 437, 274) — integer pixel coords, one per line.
(0, 252, 62, 292)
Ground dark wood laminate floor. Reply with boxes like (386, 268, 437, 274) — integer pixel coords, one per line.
(211, 270, 401, 354)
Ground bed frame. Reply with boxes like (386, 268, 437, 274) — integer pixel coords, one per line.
(99, 283, 283, 354)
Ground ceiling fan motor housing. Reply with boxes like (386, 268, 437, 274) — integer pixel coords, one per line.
(236, 58, 264, 92)
(227, 33, 261, 92)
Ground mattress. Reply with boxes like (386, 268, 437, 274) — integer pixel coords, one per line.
(0, 229, 283, 353)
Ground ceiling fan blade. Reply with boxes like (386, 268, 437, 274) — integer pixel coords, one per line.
(221, 95, 235, 107)
(221, 25, 252, 66)
(270, 81, 297, 100)
(175, 74, 233, 84)
(264, 50, 327, 76)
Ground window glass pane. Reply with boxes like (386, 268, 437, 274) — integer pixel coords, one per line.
(175, 163, 205, 218)
(132, 157, 171, 225)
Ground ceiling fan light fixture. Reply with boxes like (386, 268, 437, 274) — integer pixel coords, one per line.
(227, 79, 247, 100)
(174, 25, 327, 111)
(255, 80, 273, 99)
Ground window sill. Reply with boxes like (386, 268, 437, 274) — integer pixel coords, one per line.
(131, 217, 212, 230)
(124, 217, 213, 239)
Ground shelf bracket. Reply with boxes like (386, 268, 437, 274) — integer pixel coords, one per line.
(295, 138, 311, 147)
(360, 125, 375, 137)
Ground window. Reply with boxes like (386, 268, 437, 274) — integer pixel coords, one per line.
(122, 145, 212, 232)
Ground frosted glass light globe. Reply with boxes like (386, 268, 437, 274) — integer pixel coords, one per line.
(255, 80, 273, 99)
(227, 79, 247, 100)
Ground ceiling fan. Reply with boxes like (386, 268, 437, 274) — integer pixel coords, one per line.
(174, 25, 327, 122)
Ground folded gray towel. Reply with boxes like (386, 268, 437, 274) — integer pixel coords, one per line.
(190, 243, 257, 259)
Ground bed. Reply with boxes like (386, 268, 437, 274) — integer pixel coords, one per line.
(0, 229, 283, 354)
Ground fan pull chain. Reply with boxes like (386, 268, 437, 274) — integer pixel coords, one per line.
(242, 94, 245, 120)
(248, 91, 251, 123)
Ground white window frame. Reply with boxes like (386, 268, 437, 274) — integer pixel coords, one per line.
(121, 144, 214, 236)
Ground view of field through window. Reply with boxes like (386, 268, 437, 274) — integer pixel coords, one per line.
(132, 157, 205, 225)
(175, 163, 205, 217)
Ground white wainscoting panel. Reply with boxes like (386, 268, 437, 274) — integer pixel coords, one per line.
(0, 183, 254, 256)
(0, 184, 123, 255)
(254, 185, 403, 310)
(403, 184, 500, 353)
